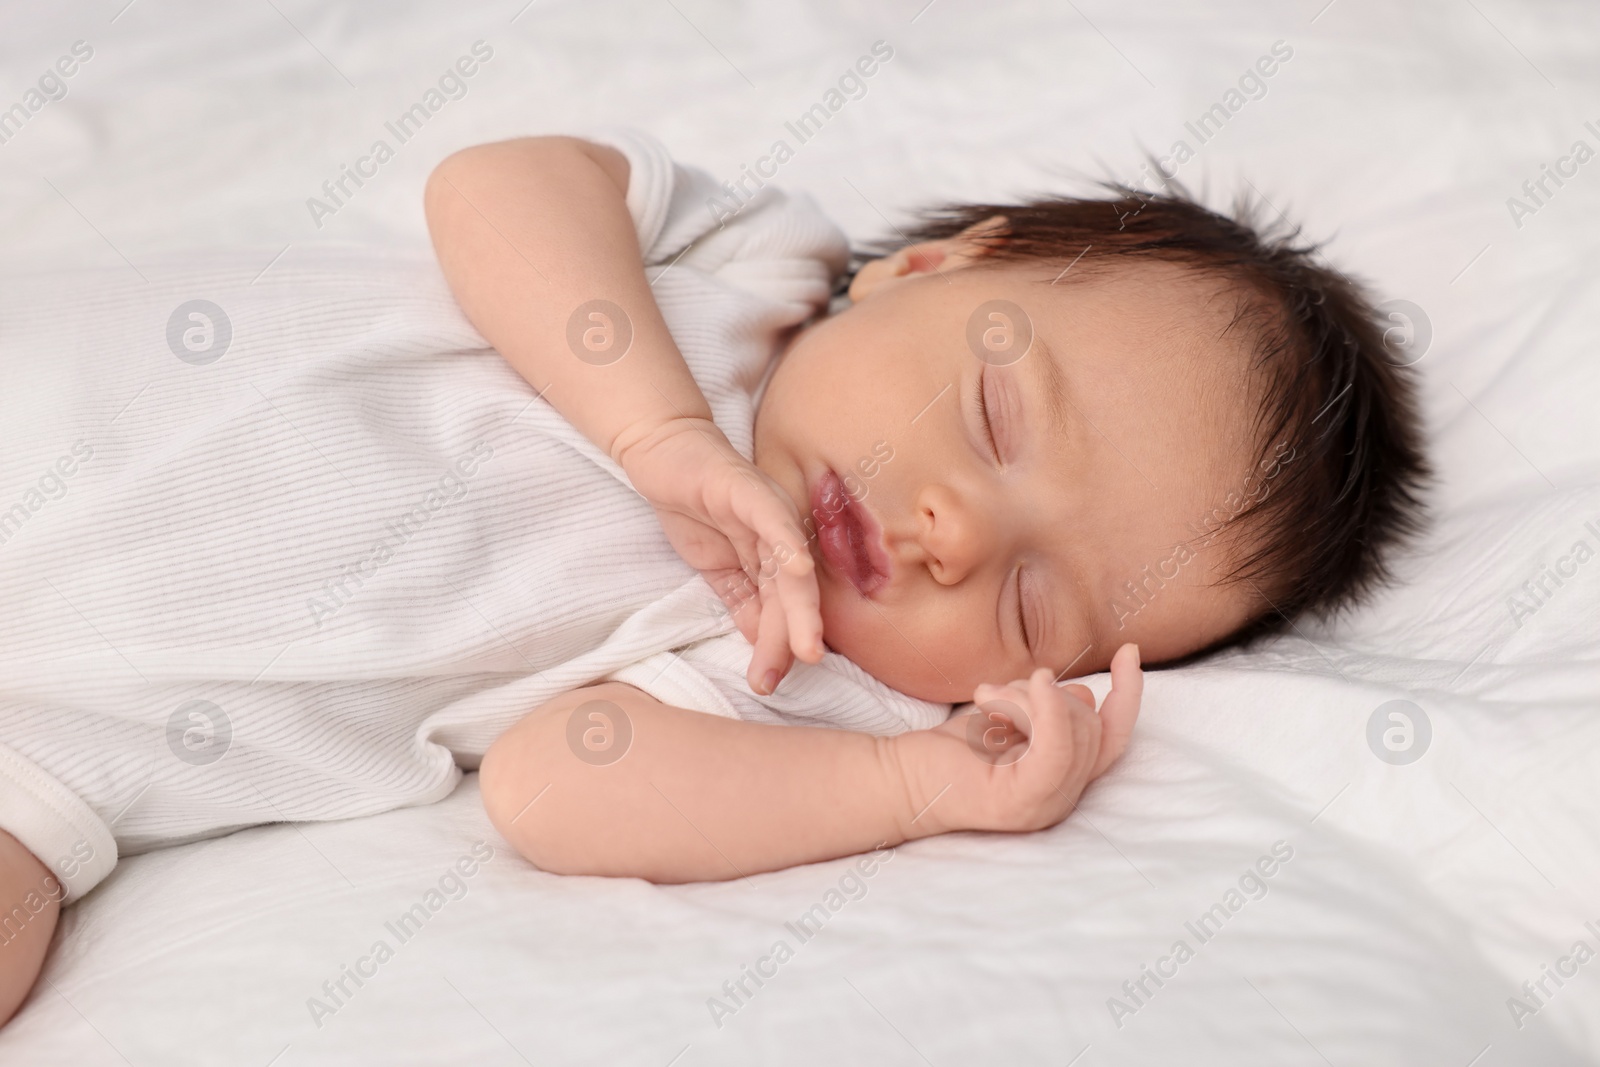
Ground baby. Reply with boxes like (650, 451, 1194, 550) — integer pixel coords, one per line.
(0, 130, 1426, 1025)
(450, 133, 1425, 880)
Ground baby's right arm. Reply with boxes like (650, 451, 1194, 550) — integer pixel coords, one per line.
(425, 135, 821, 692)
(479, 646, 1141, 882)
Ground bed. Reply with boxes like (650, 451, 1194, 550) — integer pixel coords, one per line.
(2, 0, 1598, 1063)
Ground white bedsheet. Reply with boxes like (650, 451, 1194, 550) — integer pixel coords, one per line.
(2, 0, 1597, 1063)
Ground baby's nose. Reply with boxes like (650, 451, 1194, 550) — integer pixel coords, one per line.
(911, 484, 997, 585)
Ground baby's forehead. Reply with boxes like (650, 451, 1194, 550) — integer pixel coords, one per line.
(1031, 257, 1261, 355)
(998, 259, 1261, 424)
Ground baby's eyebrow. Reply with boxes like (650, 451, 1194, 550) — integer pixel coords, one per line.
(1028, 333, 1073, 435)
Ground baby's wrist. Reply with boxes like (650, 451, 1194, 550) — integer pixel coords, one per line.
(880, 729, 964, 841)
(609, 412, 719, 470)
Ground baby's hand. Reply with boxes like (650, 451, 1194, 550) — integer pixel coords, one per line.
(893, 643, 1143, 838)
(617, 416, 823, 693)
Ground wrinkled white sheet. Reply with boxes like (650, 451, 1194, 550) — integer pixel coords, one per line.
(1, 0, 1597, 1063)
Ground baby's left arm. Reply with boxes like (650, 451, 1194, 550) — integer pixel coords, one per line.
(425, 137, 819, 690)
(479, 644, 1143, 883)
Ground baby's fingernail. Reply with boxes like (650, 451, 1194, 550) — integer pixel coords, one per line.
(762, 669, 780, 694)
(1130, 644, 1141, 668)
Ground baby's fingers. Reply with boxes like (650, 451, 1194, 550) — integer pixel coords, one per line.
(975, 669, 1078, 775)
(1089, 643, 1142, 779)
(745, 581, 793, 696)
(723, 470, 823, 665)
(767, 533, 822, 664)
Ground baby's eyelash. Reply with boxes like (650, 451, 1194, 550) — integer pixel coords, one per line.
(978, 373, 997, 455)
(1016, 565, 1031, 652)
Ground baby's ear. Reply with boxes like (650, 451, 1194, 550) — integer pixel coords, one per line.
(848, 214, 1010, 301)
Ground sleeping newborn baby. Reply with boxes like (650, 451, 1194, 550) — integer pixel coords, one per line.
(0, 129, 1426, 1023)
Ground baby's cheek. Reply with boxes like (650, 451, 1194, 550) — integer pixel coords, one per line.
(816, 582, 894, 666)
(822, 599, 989, 702)
(815, 580, 856, 653)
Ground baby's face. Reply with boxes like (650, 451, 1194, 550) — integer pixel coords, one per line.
(753, 244, 1264, 704)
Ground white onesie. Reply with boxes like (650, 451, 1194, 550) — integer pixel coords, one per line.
(0, 128, 950, 904)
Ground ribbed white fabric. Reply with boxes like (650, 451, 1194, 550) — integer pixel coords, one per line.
(0, 128, 950, 903)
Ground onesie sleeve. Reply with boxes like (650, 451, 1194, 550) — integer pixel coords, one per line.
(575, 126, 681, 262)
(578, 125, 849, 313)
(0, 741, 118, 904)
(604, 628, 951, 736)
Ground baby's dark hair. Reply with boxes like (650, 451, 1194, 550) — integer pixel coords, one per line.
(843, 180, 1430, 661)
